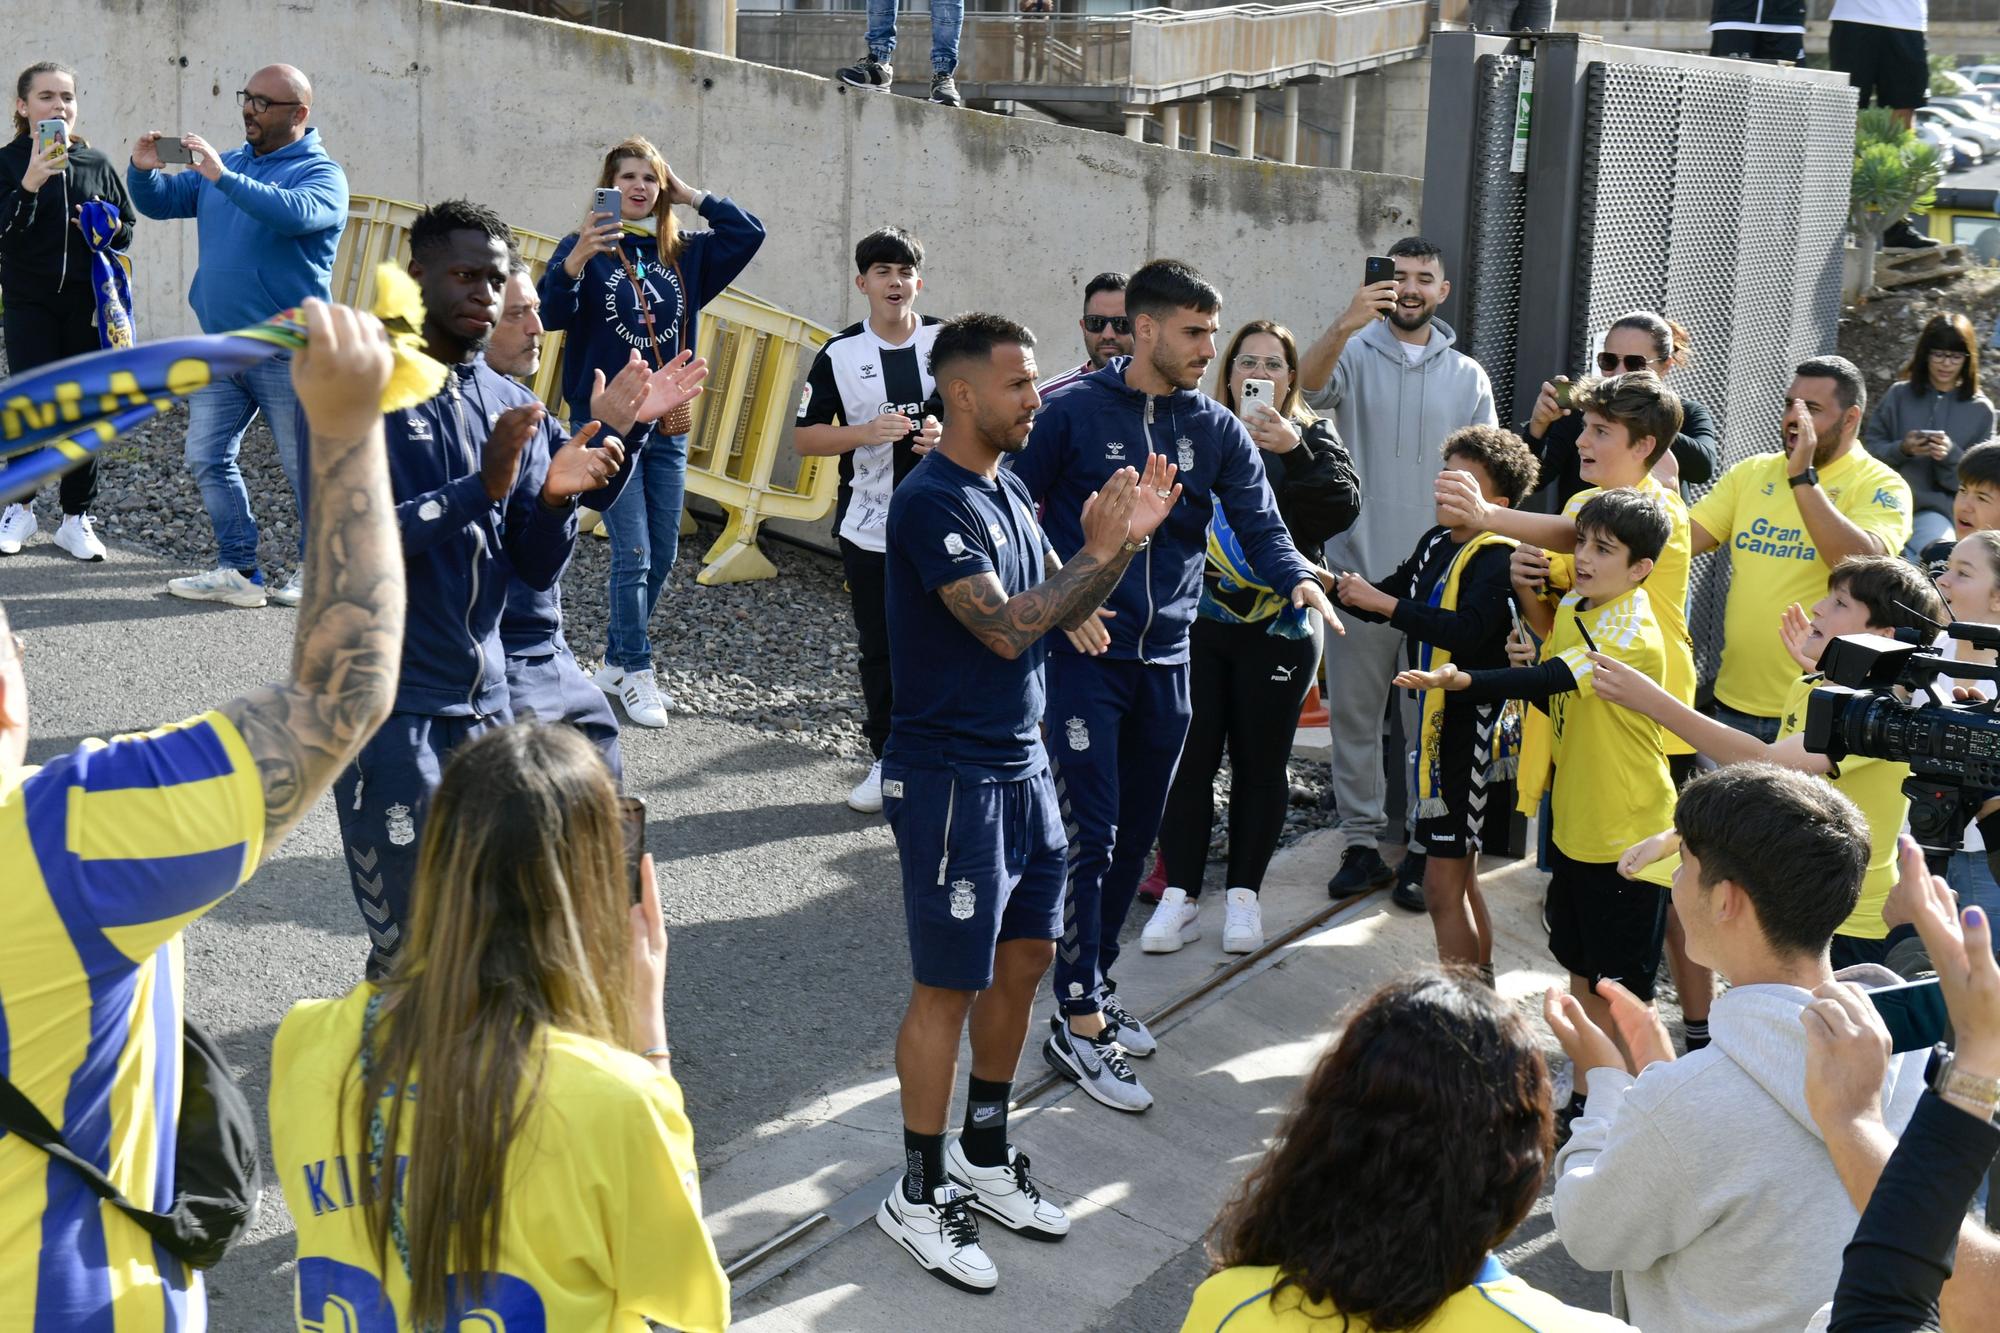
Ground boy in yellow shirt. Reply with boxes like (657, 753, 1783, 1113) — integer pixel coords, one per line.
(1587, 554, 1947, 969)
(1395, 489, 1677, 1069)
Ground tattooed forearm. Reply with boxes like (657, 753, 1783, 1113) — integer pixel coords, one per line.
(219, 423, 405, 854)
(938, 547, 1135, 660)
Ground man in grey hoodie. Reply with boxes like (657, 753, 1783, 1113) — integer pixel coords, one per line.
(1546, 763, 1925, 1333)
(1298, 237, 1497, 902)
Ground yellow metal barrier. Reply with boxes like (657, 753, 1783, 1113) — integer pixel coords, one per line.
(328, 195, 835, 582)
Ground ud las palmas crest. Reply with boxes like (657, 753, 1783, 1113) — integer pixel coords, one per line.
(1066, 717, 1090, 751)
(386, 803, 417, 847)
(1176, 437, 1195, 472)
(949, 878, 978, 920)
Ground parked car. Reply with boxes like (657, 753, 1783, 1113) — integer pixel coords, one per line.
(1958, 65, 2000, 88)
(1930, 96, 2000, 130)
(1919, 105, 2000, 155)
(1918, 121, 1982, 172)
(1935, 72, 2000, 112)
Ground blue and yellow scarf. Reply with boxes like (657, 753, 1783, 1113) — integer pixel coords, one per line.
(1199, 504, 1315, 640)
(1413, 531, 1523, 818)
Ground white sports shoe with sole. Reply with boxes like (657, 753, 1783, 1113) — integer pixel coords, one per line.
(848, 759, 885, 813)
(167, 567, 268, 608)
(1222, 887, 1265, 953)
(594, 664, 671, 727)
(52, 514, 106, 562)
(1140, 886, 1201, 953)
(1043, 1016, 1153, 1112)
(945, 1139, 1069, 1240)
(0, 503, 37, 555)
(877, 1180, 998, 1293)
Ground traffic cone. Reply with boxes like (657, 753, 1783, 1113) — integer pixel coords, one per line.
(1299, 682, 1330, 728)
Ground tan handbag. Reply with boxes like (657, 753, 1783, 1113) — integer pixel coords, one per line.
(617, 245, 695, 437)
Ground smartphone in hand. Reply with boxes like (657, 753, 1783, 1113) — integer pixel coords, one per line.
(1238, 378, 1274, 421)
(155, 137, 196, 165)
(620, 797, 649, 904)
(1551, 377, 1576, 411)
(1364, 255, 1396, 287)
(593, 187, 623, 227)
(35, 118, 68, 165)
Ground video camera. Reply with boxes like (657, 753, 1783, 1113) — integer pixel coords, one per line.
(1802, 622, 2000, 874)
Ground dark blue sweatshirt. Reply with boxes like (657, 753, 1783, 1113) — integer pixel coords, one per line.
(537, 194, 764, 417)
(1006, 360, 1317, 665)
(381, 357, 579, 716)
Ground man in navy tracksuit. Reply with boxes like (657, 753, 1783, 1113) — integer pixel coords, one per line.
(1008, 260, 1342, 1111)
(331, 202, 624, 976)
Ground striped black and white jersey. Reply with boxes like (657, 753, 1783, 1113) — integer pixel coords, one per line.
(796, 316, 943, 553)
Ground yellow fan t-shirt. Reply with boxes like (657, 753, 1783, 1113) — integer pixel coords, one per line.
(1544, 587, 1678, 864)
(1690, 449, 1911, 720)
(1547, 473, 1696, 756)
(1777, 673, 1910, 941)
(269, 985, 730, 1333)
(1180, 1258, 1635, 1331)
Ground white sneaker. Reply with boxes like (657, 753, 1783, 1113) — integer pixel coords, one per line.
(1099, 991, 1158, 1057)
(945, 1139, 1069, 1240)
(51, 513, 106, 562)
(876, 1179, 998, 1293)
(270, 567, 305, 607)
(167, 567, 267, 608)
(1140, 886, 1201, 954)
(1222, 887, 1264, 954)
(1043, 1016, 1153, 1113)
(848, 759, 885, 813)
(594, 664, 670, 727)
(0, 503, 36, 555)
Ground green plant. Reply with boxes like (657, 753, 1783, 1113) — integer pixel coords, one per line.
(1848, 108, 1943, 297)
(1930, 53, 1963, 98)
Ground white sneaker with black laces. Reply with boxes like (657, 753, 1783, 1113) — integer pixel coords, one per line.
(1222, 887, 1264, 954)
(848, 759, 885, 813)
(877, 1179, 998, 1293)
(1140, 886, 1200, 954)
(270, 567, 305, 607)
(0, 502, 37, 555)
(1043, 1015, 1153, 1112)
(1099, 991, 1157, 1058)
(52, 513, 105, 562)
(945, 1139, 1069, 1241)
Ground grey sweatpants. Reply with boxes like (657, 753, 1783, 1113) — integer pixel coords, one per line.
(1324, 614, 1416, 849)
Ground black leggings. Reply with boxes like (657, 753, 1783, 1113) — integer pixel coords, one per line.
(840, 537, 892, 759)
(3, 285, 102, 513)
(1159, 614, 1323, 896)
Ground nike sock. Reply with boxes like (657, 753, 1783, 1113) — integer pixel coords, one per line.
(961, 1077, 1012, 1168)
(903, 1127, 945, 1205)
(1683, 1018, 1711, 1052)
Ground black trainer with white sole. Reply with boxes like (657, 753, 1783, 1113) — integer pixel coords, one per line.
(877, 1180, 998, 1293)
(945, 1139, 1070, 1241)
(1042, 1015, 1153, 1112)
(1098, 991, 1157, 1057)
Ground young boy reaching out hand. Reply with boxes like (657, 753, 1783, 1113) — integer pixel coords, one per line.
(1394, 488, 1678, 1088)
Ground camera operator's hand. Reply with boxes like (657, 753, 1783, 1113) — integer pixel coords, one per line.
(1336, 279, 1398, 336)
(1244, 401, 1301, 455)
(628, 853, 671, 1057)
(1780, 601, 1817, 672)
(130, 131, 164, 173)
(1922, 430, 1952, 461)
(1784, 398, 1819, 478)
(564, 207, 624, 278)
(1906, 834, 2000, 1086)
(183, 133, 224, 183)
(1528, 379, 1569, 439)
(21, 133, 62, 192)
(1902, 429, 1933, 458)
(1801, 979, 1892, 1134)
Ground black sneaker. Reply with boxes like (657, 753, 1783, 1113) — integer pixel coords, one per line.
(1883, 217, 1940, 249)
(1327, 844, 1395, 899)
(837, 55, 893, 89)
(930, 72, 963, 106)
(1390, 850, 1427, 913)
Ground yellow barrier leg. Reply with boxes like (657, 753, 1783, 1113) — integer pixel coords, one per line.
(681, 510, 696, 538)
(696, 503, 779, 584)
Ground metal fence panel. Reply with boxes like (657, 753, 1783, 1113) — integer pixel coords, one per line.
(1458, 53, 1529, 420)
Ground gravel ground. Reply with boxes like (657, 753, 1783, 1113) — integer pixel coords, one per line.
(1840, 263, 2000, 401)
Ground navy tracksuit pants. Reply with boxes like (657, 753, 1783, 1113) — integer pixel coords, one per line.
(333, 710, 504, 977)
(1046, 653, 1193, 1017)
(504, 646, 625, 788)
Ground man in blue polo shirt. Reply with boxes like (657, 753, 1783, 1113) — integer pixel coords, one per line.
(874, 312, 1178, 1294)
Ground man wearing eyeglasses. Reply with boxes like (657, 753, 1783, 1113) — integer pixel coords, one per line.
(1035, 272, 1132, 403)
(126, 63, 349, 613)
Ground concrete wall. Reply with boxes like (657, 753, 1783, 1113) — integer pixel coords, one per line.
(8, 0, 1421, 372)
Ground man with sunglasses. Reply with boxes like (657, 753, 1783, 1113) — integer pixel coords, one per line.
(1035, 272, 1132, 403)
(127, 64, 348, 612)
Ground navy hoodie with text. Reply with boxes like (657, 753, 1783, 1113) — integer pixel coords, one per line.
(537, 195, 764, 416)
(1006, 359, 1318, 665)
(378, 357, 580, 716)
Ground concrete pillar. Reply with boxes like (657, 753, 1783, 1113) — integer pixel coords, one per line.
(1124, 107, 1147, 142)
(1237, 90, 1258, 160)
(1281, 84, 1300, 165)
(1193, 98, 1213, 155)
(696, 0, 729, 54)
(1160, 102, 1182, 151)
(1338, 74, 1358, 170)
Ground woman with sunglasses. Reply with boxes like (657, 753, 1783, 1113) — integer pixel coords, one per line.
(1864, 312, 1996, 561)
(1524, 310, 1718, 510)
(541, 136, 765, 730)
(1141, 321, 1358, 956)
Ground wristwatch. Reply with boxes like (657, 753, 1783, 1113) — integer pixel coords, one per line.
(1931, 1047, 2000, 1122)
(1121, 535, 1150, 554)
(1788, 467, 1818, 489)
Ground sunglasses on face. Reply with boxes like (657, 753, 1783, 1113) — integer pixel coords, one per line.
(1082, 315, 1131, 335)
(236, 91, 303, 115)
(1597, 352, 1665, 374)
(1234, 355, 1288, 375)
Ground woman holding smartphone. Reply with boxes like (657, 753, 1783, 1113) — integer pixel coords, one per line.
(270, 723, 730, 1333)
(0, 60, 133, 561)
(1865, 312, 1996, 561)
(1141, 321, 1358, 957)
(540, 136, 765, 728)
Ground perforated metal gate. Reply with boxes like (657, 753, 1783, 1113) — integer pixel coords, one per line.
(1424, 33, 1858, 685)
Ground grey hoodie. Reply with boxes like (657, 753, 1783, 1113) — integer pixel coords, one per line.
(1303, 315, 1496, 578)
(1552, 970, 1927, 1333)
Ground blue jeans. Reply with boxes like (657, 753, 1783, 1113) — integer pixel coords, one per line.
(866, 0, 964, 73)
(1948, 848, 2000, 923)
(602, 431, 688, 673)
(1906, 506, 1955, 563)
(1703, 698, 1782, 745)
(181, 351, 305, 572)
